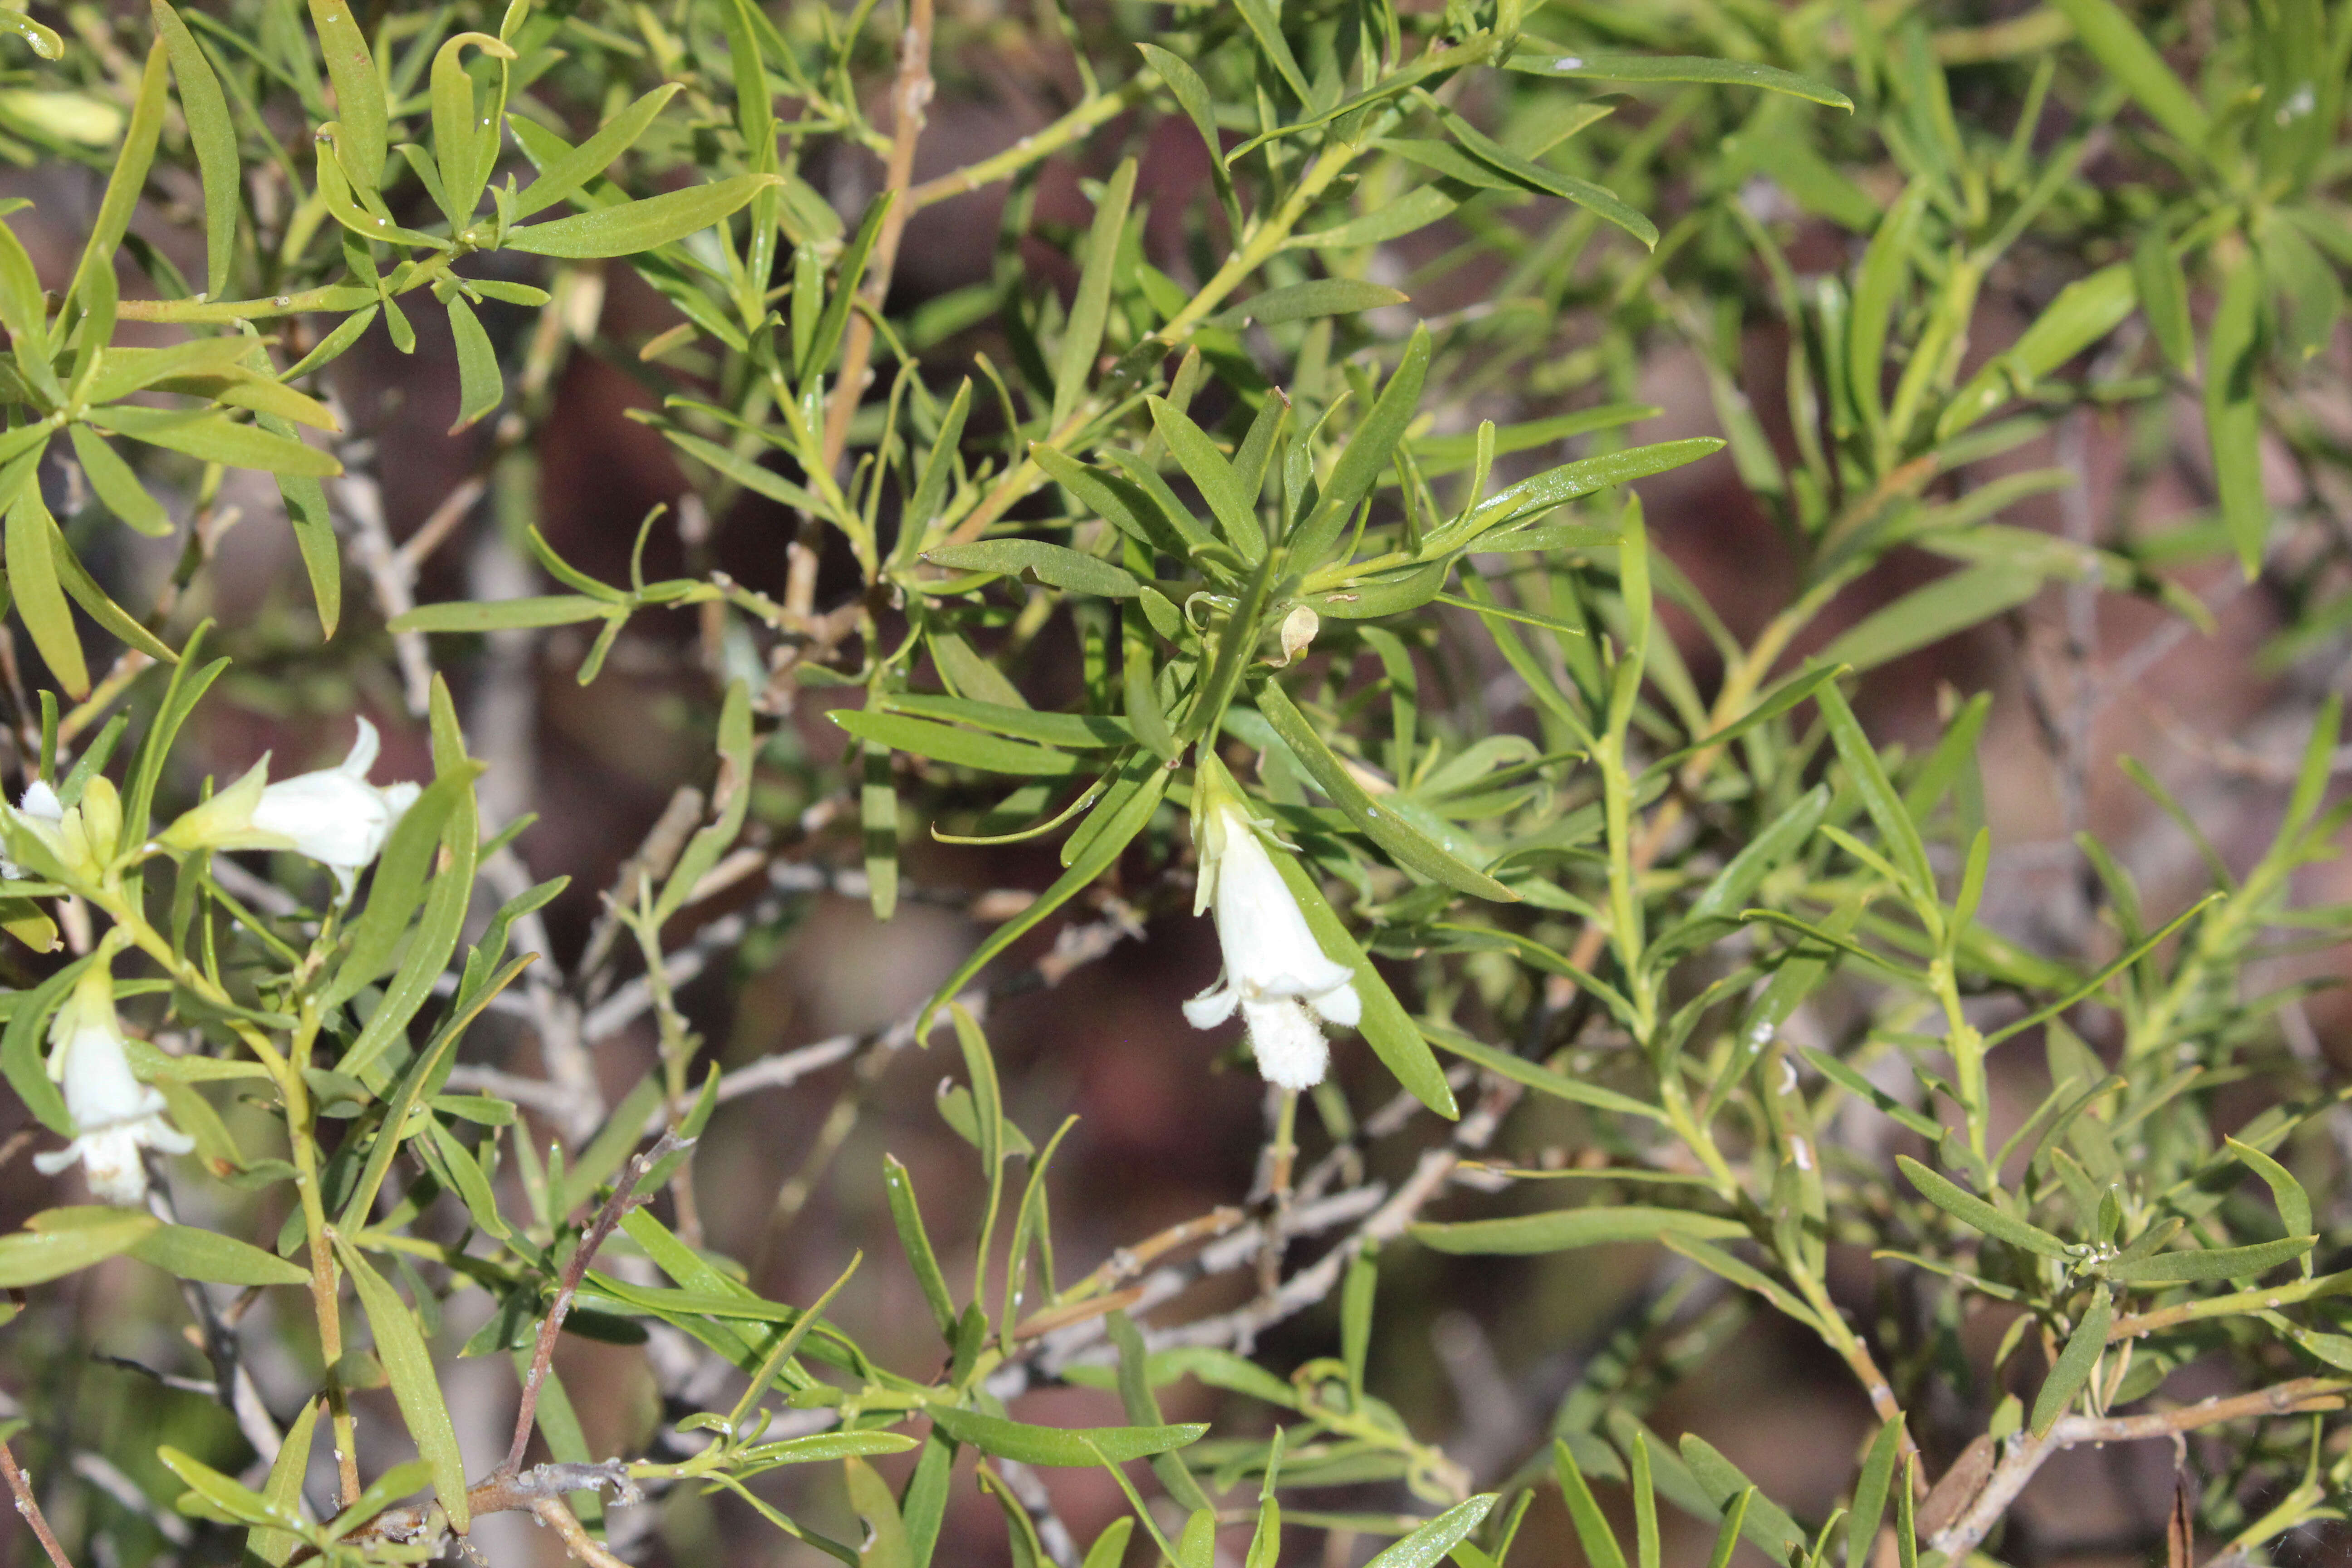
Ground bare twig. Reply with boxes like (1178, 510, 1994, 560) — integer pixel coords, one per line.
(506, 1132, 688, 1474)
(531, 1498, 637, 1568)
(0, 1437, 76, 1568)
(813, 0, 934, 480)
(1930, 1379, 2351, 1562)
(351, 1461, 640, 1548)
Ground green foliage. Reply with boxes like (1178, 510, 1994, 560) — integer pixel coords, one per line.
(0, 0, 2347, 1563)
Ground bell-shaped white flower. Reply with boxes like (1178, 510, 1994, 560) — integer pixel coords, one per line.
(31, 959, 190, 1205)
(249, 719, 421, 893)
(159, 718, 421, 897)
(1182, 765, 1359, 1091)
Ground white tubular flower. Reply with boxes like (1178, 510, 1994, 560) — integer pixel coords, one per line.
(249, 719, 421, 894)
(161, 718, 421, 897)
(31, 960, 190, 1206)
(1182, 769, 1360, 1091)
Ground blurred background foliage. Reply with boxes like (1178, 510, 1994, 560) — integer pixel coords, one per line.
(0, 0, 2346, 1565)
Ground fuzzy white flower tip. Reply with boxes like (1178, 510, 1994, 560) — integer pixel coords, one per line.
(1241, 998, 1330, 1092)
(19, 780, 60, 822)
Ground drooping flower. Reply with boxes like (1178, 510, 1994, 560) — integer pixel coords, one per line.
(1182, 762, 1359, 1090)
(160, 718, 422, 897)
(32, 958, 190, 1206)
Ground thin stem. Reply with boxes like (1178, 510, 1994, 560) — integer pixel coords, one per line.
(0, 1437, 74, 1568)
(814, 0, 934, 486)
(505, 1133, 683, 1475)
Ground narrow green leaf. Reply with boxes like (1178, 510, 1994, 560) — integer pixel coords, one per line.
(801, 189, 892, 380)
(927, 1407, 1204, 1467)
(2228, 1135, 2314, 1249)
(1422, 1022, 1661, 1122)
(323, 766, 475, 1007)
(1292, 327, 1430, 564)
(2030, 1284, 2110, 1436)
(6, 466, 87, 697)
(2094, 1234, 2314, 1284)
(1845, 1417, 1903, 1568)
(338, 1239, 469, 1531)
(503, 174, 782, 259)
(2205, 251, 2268, 574)
(1216, 278, 1410, 327)
(511, 83, 680, 218)
(1679, 1435, 1808, 1564)
(1429, 103, 1657, 248)
(262, 416, 340, 636)
(1849, 182, 1931, 446)
(308, 0, 387, 187)
(1036, 444, 1208, 557)
(1813, 565, 2042, 675)
(131, 1223, 310, 1286)
(1149, 397, 1263, 559)
(1553, 1442, 1628, 1568)
(69, 43, 167, 355)
(1259, 682, 1515, 901)
(1363, 1497, 1497, 1568)
(444, 294, 502, 431)
(830, 709, 1082, 776)
(1050, 158, 1136, 432)
(1508, 51, 1852, 109)
(1939, 265, 2137, 439)
(395, 595, 616, 632)
(247, 1397, 319, 1564)
(1269, 838, 1457, 1117)
(159, 1444, 288, 1528)
(151, 0, 239, 299)
(1819, 683, 1936, 906)
(924, 540, 1140, 598)
(1896, 1156, 2073, 1259)
(0, 1207, 158, 1285)
(86, 405, 340, 476)
(1431, 438, 1723, 553)
(66, 424, 172, 537)
(884, 1154, 957, 1338)
(2048, 0, 2210, 147)
(1413, 1205, 1745, 1255)
(2134, 232, 2195, 374)
(430, 33, 513, 221)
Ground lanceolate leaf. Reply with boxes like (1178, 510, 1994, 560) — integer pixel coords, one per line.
(151, 0, 239, 299)
(1508, 51, 1853, 111)
(926, 1407, 1205, 1467)
(1413, 1205, 1746, 1254)
(1897, 1156, 2073, 1259)
(510, 83, 682, 218)
(1258, 682, 1517, 902)
(2206, 251, 2268, 574)
(337, 1240, 470, 1532)
(0, 1209, 158, 1287)
(86, 406, 342, 477)
(503, 174, 782, 258)
(308, 0, 387, 188)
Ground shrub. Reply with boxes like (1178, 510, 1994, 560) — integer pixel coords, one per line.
(0, 0, 2343, 1564)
